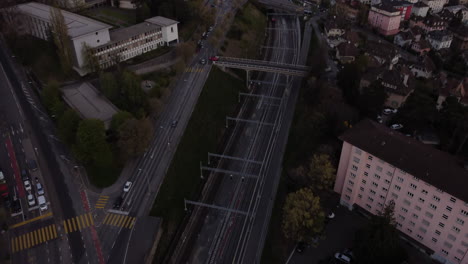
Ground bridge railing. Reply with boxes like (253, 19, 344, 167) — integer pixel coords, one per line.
(218, 56, 310, 71)
(213, 61, 309, 76)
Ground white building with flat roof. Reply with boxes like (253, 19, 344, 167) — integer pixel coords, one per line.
(11, 2, 112, 73)
(4, 2, 179, 75)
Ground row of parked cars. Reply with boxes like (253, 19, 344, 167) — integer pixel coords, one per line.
(376, 108, 404, 130)
(22, 170, 47, 212)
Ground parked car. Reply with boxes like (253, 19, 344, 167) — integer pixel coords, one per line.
(21, 169, 28, 181)
(390, 124, 403, 130)
(171, 120, 178, 128)
(383, 108, 393, 115)
(296, 241, 308, 254)
(27, 194, 36, 206)
(200, 59, 207, 65)
(36, 182, 44, 196)
(334, 252, 351, 263)
(38, 195, 47, 211)
(327, 212, 335, 219)
(27, 159, 38, 171)
(24, 180, 32, 192)
(11, 199, 21, 213)
(208, 26, 214, 32)
(209, 56, 219, 61)
(123, 181, 132, 192)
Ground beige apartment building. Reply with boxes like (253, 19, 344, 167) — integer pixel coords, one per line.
(335, 119, 468, 264)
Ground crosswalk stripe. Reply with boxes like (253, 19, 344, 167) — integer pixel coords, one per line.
(114, 215, 123, 226)
(88, 213, 94, 225)
(63, 220, 69, 233)
(18, 235, 24, 251)
(111, 214, 120, 226)
(52, 225, 57, 238)
(39, 228, 44, 243)
(26, 233, 31, 249)
(109, 214, 116, 225)
(71, 218, 77, 232)
(44, 226, 49, 241)
(39, 228, 46, 243)
(48, 225, 55, 240)
(116, 215, 126, 227)
(123, 216, 132, 228)
(78, 215, 84, 228)
(82, 214, 88, 228)
(103, 214, 110, 225)
(129, 218, 136, 228)
(76, 216, 82, 229)
(84, 213, 90, 227)
(31, 230, 37, 246)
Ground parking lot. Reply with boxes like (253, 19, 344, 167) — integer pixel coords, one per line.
(286, 202, 435, 264)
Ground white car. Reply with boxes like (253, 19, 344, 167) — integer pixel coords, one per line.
(390, 124, 404, 130)
(28, 194, 36, 206)
(24, 180, 32, 192)
(123, 181, 132, 192)
(38, 195, 48, 211)
(334, 253, 351, 263)
(36, 182, 44, 196)
(383, 108, 393, 115)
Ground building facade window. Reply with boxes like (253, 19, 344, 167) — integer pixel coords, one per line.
(397, 177, 404, 183)
(433, 196, 441, 202)
(352, 165, 358, 171)
(461, 210, 468, 217)
(436, 230, 441, 235)
(439, 222, 445, 228)
(452, 226, 461, 233)
(366, 164, 371, 169)
(407, 192, 414, 198)
(429, 204, 437, 210)
(450, 197, 457, 203)
(394, 185, 401, 191)
(443, 214, 449, 220)
(447, 206, 453, 212)
(353, 157, 360, 163)
(422, 189, 428, 195)
(410, 183, 417, 190)
(456, 218, 465, 226)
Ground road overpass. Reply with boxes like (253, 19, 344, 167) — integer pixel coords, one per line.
(212, 56, 310, 77)
(258, 0, 305, 13)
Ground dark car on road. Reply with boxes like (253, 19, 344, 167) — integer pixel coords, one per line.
(113, 196, 123, 209)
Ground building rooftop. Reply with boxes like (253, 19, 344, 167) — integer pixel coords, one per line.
(109, 21, 161, 44)
(61, 82, 118, 129)
(16, 2, 112, 39)
(337, 42, 359, 57)
(372, 3, 400, 14)
(428, 30, 453, 41)
(414, 1, 429, 7)
(340, 119, 468, 202)
(145, 16, 178, 27)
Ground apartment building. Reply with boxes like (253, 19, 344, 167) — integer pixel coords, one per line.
(412, 2, 430, 17)
(368, 3, 402, 36)
(6, 2, 178, 74)
(93, 16, 179, 69)
(9, 2, 112, 73)
(427, 30, 453, 50)
(334, 119, 468, 264)
(422, 0, 449, 13)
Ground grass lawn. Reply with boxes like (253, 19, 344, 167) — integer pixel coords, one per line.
(223, 3, 267, 58)
(150, 67, 245, 262)
(6, 35, 77, 83)
(83, 7, 136, 27)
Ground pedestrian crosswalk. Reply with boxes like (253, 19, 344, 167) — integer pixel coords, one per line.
(95, 195, 109, 209)
(63, 213, 94, 234)
(102, 213, 136, 229)
(185, 67, 204, 73)
(21, 84, 36, 107)
(11, 224, 58, 253)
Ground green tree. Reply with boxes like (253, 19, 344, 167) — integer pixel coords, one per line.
(41, 81, 62, 115)
(99, 72, 119, 102)
(58, 109, 81, 145)
(337, 63, 361, 104)
(308, 154, 336, 191)
(357, 82, 388, 118)
(118, 118, 153, 159)
(120, 71, 147, 115)
(110, 111, 133, 133)
(393, 84, 438, 132)
(82, 42, 100, 73)
(50, 5, 72, 74)
(282, 188, 325, 243)
(74, 119, 112, 166)
(354, 202, 408, 264)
